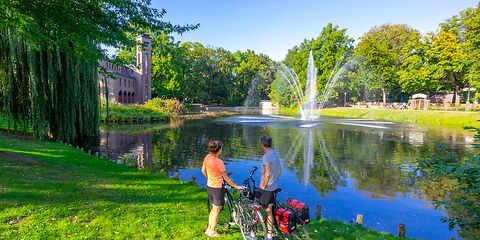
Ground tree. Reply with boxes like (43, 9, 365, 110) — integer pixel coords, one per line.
(0, 0, 196, 142)
(463, 4, 480, 103)
(399, 34, 443, 95)
(355, 24, 420, 103)
(284, 23, 354, 97)
(425, 30, 467, 105)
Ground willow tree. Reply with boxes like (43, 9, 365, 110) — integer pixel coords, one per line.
(0, 0, 197, 142)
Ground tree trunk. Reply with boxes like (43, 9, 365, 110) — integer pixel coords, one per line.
(382, 88, 386, 104)
(204, 87, 213, 105)
(466, 83, 471, 104)
(450, 72, 461, 106)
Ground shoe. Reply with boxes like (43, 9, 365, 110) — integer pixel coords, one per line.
(205, 229, 221, 238)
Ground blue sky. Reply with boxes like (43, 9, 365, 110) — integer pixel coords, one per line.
(152, 0, 479, 61)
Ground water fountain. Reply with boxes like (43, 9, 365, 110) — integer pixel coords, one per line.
(277, 51, 363, 121)
(277, 51, 318, 121)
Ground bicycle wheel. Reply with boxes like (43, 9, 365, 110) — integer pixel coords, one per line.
(276, 224, 309, 240)
(240, 203, 267, 239)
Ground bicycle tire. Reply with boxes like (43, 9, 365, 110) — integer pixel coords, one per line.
(276, 223, 309, 240)
(240, 203, 267, 239)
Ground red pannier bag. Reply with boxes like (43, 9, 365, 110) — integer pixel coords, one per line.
(289, 199, 310, 224)
(275, 208, 297, 234)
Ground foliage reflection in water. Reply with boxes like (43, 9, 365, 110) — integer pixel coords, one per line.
(82, 116, 476, 240)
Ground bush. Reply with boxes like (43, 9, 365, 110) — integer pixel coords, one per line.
(144, 98, 165, 109)
(145, 98, 184, 116)
(100, 101, 168, 123)
(415, 126, 480, 238)
(163, 99, 183, 115)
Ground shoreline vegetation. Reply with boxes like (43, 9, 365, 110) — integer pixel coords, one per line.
(0, 133, 410, 240)
(99, 98, 240, 124)
(318, 107, 480, 129)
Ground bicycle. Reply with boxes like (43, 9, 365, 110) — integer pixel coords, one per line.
(206, 169, 267, 240)
(242, 167, 310, 240)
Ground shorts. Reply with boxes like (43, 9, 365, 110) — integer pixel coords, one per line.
(207, 186, 225, 207)
(255, 189, 275, 208)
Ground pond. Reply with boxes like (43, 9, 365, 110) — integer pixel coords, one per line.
(82, 115, 477, 240)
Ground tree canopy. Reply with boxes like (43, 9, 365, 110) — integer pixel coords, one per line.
(0, 0, 197, 142)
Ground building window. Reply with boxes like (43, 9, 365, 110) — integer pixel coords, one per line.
(119, 78, 121, 86)
(124, 79, 126, 86)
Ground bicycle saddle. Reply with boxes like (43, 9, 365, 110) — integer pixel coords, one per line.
(274, 188, 282, 194)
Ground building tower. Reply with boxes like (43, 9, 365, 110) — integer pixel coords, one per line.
(136, 34, 152, 102)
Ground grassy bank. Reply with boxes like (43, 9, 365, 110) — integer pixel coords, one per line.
(100, 103, 169, 123)
(0, 134, 410, 239)
(320, 107, 480, 128)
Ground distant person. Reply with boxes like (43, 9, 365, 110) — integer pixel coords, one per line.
(201, 140, 245, 238)
(256, 136, 282, 240)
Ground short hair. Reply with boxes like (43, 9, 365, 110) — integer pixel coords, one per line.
(260, 136, 272, 148)
(208, 140, 222, 154)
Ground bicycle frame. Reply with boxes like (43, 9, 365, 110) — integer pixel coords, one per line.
(243, 167, 310, 240)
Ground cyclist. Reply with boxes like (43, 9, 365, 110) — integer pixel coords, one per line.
(256, 136, 282, 240)
(202, 140, 246, 238)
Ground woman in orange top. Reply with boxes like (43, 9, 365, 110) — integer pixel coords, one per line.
(201, 140, 245, 238)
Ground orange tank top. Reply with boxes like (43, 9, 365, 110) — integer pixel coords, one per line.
(201, 153, 226, 188)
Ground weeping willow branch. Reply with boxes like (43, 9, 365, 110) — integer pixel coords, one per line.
(0, 28, 99, 143)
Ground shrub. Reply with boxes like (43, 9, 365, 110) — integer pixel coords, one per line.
(163, 99, 183, 115)
(415, 126, 480, 238)
(145, 98, 183, 116)
(144, 98, 166, 109)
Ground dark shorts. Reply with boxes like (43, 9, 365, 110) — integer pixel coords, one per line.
(207, 186, 225, 207)
(255, 189, 275, 208)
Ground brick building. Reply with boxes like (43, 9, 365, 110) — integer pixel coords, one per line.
(98, 34, 152, 104)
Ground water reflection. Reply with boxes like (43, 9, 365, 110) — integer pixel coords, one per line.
(100, 131, 153, 168)
(85, 116, 475, 240)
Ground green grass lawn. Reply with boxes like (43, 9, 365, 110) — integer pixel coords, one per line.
(0, 134, 411, 239)
(320, 107, 480, 129)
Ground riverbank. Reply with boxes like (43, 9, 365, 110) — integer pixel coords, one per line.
(100, 104, 169, 123)
(320, 107, 480, 129)
(99, 103, 240, 124)
(0, 133, 410, 239)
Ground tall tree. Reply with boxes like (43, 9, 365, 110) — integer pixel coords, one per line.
(425, 30, 467, 105)
(355, 24, 420, 103)
(284, 23, 354, 96)
(465, 4, 480, 103)
(399, 34, 443, 95)
(0, 0, 196, 142)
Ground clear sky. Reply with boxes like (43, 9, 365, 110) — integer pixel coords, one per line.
(153, 0, 479, 61)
